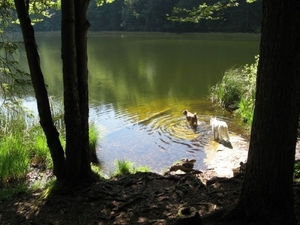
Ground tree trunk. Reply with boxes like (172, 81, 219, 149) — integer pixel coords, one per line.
(231, 1, 300, 224)
(61, 0, 82, 181)
(14, 0, 66, 181)
(75, 0, 92, 178)
(61, 0, 92, 182)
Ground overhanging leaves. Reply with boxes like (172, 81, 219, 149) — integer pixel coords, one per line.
(167, 0, 239, 23)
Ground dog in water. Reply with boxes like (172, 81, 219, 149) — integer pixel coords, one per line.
(210, 117, 230, 142)
(183, 110, 198, 127)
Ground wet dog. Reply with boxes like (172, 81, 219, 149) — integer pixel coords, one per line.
(210, 117, 230, 142)
(183, 110, 198, 127)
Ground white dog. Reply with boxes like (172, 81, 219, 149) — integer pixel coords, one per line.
(210, 117, 230, 142)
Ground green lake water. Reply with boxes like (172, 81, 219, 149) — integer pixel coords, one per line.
(23, 32, 260, 174)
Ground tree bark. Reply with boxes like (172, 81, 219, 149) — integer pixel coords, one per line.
(75, 0, 92, 178)
(61, 0, 82, 181)
(231, 1, 300, 224)
(61, 0, 92, 182)
(15, 0, 92, 184)
(14, 0, 66, 181)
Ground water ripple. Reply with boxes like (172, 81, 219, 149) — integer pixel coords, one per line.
(93, 106, 215, 174)
(139, 112, 212, 150)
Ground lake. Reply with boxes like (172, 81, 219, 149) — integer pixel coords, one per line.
(24, 32, 260, 175)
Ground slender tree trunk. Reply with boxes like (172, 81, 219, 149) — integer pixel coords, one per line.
(61, 0, 83, 181)
(231, 1, 300, 224)
(75, 0, 92, 177)
(14, 0, 66, 181)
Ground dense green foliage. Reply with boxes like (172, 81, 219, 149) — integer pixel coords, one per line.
(210, 55, 258, 125)
(33, 0, 262, 33)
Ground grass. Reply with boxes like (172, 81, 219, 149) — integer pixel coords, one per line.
(0, 134, 29, 183)
(28, 126, 53, 169)
(0, 100, 96, 196)
(210, 55, 258, 125)
(113, 160, 150, 176)
(89, 122, 100, 164)
(0, 105, 32, 201)
(0, 106, 31, 186)
(114, 160, 133, 175)
(0, 185, 27, 203)
(0, 99, 149, 202)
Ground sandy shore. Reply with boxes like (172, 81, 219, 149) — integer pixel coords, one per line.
(204, 134, 300, 178)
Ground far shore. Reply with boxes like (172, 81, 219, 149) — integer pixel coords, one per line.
(12, 31, 261, 40)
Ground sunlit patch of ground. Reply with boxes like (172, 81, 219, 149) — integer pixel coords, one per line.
(204, 134, 249, 178)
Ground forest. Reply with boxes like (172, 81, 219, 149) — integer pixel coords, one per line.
(33, 0, 262, 33)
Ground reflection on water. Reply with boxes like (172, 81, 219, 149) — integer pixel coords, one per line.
(21, 32, 258, 174)
(91, 101, 239, 175)
(92, 105, 214, 174)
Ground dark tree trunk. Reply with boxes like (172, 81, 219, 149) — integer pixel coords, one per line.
(231, 1, 300, 224)
(14, 0, 92, 185)
(75, 0, 92, 178)
(61, 0, 82, 181)
(14, 0, 66, 181)
(61, 0, 92, 182)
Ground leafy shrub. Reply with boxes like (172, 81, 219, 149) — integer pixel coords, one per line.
(210, 68, 243, 110)
(210, 55, 258, 125)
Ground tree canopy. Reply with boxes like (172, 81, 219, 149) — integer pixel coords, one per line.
(33, 0, 262, 33)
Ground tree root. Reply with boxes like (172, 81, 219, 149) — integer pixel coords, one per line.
(175, 207, 203, 225)
(112, 194, 148, 211)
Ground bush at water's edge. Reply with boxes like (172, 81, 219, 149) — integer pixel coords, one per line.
(209, 55, 258, 126)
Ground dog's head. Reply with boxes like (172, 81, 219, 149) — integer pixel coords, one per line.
(210, 117, 217, 125)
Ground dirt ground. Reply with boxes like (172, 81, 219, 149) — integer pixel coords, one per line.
(0, 171, 224, 224)
(1, 137, 300, 225)
(0, 170, 299, 225)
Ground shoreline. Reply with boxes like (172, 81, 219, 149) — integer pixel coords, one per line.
(204, 134, 300, 178)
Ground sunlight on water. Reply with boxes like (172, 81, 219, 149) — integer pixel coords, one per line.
(90, 102, 237, 175)
(20, 32, 258, 175)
